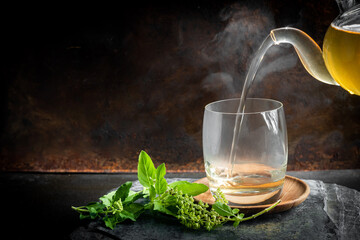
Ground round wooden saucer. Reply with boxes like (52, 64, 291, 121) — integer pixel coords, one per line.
(193, 175, 310, 214)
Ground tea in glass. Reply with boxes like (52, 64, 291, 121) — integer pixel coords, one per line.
(203, 98, 288, 205)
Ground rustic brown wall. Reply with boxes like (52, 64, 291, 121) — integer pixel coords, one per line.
(1, 0, 359, 172)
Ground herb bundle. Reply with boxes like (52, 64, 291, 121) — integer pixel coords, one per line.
(72, 150, 280, 230)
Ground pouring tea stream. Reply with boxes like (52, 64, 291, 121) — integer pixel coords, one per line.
(230, 0, 360, 170)
(208, 0, 360, 204)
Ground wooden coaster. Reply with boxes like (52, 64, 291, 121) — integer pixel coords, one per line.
(193, 175, 310, 214)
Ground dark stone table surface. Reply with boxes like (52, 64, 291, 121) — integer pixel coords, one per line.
(1, 170, 359, 240)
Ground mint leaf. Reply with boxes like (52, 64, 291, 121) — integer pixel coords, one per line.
(169, 181, 208, 196)
(113, 181, 132, 202)
(155, 163, 167, 195)
(138, 150, 156, 188)
(212, 202, 235, 217)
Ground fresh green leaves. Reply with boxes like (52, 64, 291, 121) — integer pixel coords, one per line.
(212, 202, 234, 217)
(72, 181, 144, 229)
(212, 202, 244, 227)
(138, 150, 156, 187)
(155, 163, 167, 195)
(113, 181, 132, 202)
(169, 181, 208, 196)
(72, 150, 281, 231)
(99, 192, 115, 207)
(138, 152, 168, 197)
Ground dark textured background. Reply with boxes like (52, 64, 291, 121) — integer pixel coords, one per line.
(1, 0, 359, 172)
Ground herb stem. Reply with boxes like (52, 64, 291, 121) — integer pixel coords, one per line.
(240, 199, 281, 222)
(71, 206, 89, 212)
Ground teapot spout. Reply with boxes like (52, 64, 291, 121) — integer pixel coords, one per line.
(270, 27, 339, 86)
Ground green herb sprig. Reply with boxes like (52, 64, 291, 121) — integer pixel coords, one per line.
(72, 150, 281, 230)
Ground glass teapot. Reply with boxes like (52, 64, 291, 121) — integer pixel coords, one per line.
(270, 0, 360, 95)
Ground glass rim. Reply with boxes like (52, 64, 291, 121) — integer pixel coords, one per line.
(204, 98, 284, 115)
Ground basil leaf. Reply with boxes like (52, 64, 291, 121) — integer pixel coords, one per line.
(103, 216, 116, 229)
(168, 181, 187, 189)
(232, 208, 240, 214)
(149, 185, 156, 201)
(119, 210, 137, 221)
(88, 207, 98, 219)
(212, 202, 235, 217)
(113, 181, 132, 202)
(153, 201, 177, 217)
(233, 220, 240, 227)
(169, 181, 208, 196)
(124, 203, 144, 219)
(162, 194, 177, 206)
(238, 213, 244, 219)
(79, 213, 90, 220)
(155, 163, 167, 195)
(138, 150, 156, 188)
(123, 191, 144, 204)
(86, 202, 105, 212)
(99, 191, 115, 207)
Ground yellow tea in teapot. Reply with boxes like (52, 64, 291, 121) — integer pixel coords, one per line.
(323, 24, 360, 95)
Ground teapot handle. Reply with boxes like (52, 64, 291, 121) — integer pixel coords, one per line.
(270, 27, 339, 86)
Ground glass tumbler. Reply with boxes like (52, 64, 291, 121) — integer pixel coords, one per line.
(203, 98, 288, 205)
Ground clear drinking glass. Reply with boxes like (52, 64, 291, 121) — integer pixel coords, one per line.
(203, 98, 288, 205)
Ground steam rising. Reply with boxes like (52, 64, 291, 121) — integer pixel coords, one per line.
(202, 72, 235, 97)
(200, 3, 298, 98)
